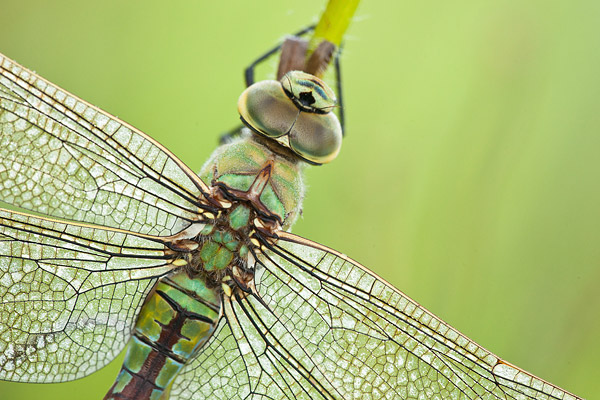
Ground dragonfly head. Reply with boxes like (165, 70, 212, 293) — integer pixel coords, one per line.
(238, 71, 342, 165)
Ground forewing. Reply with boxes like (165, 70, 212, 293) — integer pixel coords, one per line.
(0, 53, 208, 236)
(169, 232, 580, 400)
(0, 208, 173, 383)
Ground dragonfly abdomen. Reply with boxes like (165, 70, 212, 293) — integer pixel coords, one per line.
(104, 272, 221, 400)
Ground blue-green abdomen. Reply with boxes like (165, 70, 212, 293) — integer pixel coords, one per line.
(104, 272, 220, 400)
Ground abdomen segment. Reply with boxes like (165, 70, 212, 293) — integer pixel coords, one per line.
(104, 272, 221, 400)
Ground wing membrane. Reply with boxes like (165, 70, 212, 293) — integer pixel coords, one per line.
(169, 299, 336, 400)
(0, 208, 173, 383)
(169, 232, 580, 400)
(0, 53, 209, 236)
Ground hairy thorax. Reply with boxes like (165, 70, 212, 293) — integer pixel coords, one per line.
(200, 131, 305, 230)
(165, 132, 305, 291)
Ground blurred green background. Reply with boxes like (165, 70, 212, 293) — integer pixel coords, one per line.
(0, 0, 598, 398)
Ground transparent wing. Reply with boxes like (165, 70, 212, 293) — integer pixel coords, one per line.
(0, 53, 209, 236)
(169, 232, 581, 400)
(0, 208, 173, 383)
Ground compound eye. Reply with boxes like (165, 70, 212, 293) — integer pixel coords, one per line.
(289, 111, 342, 164)
(238, 73, 343, 164)
(281, 71, 336, 113)
(238, 80, 299, 138)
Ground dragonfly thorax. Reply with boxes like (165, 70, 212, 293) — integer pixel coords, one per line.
(170, 133, 306, 288)
(199, 132, 305, 231)
(167, 200, 266, 291)
(238, 71, 342, 164)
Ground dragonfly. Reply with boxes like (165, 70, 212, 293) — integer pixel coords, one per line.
(0, 24, 583, 400)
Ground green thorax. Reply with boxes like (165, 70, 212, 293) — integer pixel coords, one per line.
(196, 205, 250, 271)
(199, 131, 305, 231)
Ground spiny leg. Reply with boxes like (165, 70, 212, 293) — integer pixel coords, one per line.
(244, 25, 315, 86)
(220, 24, 347, 143)
(334, 45, 345, 134)
(220, 25, 315, 144)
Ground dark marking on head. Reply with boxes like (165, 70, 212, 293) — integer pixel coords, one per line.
(296, 79, 328, 101)
(298, 91, 316, 107)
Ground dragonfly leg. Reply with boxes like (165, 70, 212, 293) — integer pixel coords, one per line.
(333, 46, 345, 134)
(226, 24, 346, 144)
(244, 25, 315, 86)
(218, 124, 245, 144)
(219, 26, 317, 145)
